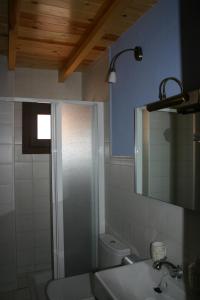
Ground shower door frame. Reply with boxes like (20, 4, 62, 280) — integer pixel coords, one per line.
(52, 101, 105, 279)
(0, 97, 105, 280)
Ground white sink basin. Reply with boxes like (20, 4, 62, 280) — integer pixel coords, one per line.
(94, 260, 186, 300)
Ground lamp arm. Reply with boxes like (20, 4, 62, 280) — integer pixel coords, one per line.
(109, 48, 135, 72)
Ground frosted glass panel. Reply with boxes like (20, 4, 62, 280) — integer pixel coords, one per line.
(61, 104, 98, 277)
(37, 114, 51, 139)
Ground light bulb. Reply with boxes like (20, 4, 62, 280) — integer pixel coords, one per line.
(108, 70, 117, 83)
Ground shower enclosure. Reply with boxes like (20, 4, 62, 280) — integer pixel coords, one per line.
(0, 98, 104, 295)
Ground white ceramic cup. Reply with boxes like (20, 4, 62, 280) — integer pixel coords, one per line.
(150, 241, 166, 262)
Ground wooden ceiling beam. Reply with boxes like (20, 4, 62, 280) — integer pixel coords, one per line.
(8, 0, 21, 70)
(58, 0, 131, 82)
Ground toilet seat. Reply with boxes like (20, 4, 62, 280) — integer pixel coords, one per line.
(46, 273, 95, 300)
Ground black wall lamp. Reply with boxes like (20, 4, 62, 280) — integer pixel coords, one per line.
(146, 77, 189, 112)
(108, 46, 143, 84)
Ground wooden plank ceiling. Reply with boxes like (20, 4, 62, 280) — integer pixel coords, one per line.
(1, 0, 157, 81)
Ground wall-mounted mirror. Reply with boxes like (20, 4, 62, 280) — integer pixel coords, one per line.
(135, 106, 200, 211)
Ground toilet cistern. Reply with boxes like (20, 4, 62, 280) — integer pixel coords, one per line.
(99, 234, 131, 269)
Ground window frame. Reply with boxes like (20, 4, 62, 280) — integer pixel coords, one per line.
(22, 102, 51, 154)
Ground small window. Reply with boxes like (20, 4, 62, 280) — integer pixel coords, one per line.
(22, 102, 51, 154)
(37, 115, 51, 140)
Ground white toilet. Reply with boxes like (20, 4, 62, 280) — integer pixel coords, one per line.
(99, 233, 131, 269)
(46, 233, 131, 300)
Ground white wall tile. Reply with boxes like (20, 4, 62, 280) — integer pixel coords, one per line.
(0, 203, 14, 219)
(33, 196, 50, 214)
(0, 145, 13, 163)
(32, 154, 50, 162)
(14, 102, 22, 112)
(120, 165, 134, 192)
(15, 145, 32, 163)
(14, 116, 51, 274)
(0, 265, 17, 291)
(0, 111, 13, 125)
(14, 127, 22, 145)
(16, 214, 33, 233)
(0, 165, 13, 184)
(17, 232, 34, 251)
(0, 102, 16, 289)
(15, 180, 33, 214)
(0, 245, 16, 266)
(33, 162, 49, 179)
(106, 156, 186, 264)
(0, 217, 15, 245)
(33, 213, 50, 230)
(0, 125, 13, 144)
(14, 288, 31, 300)
(109, 163, 122, 188)
(0, 185, 12, 205)
(35, 230, 51, 249)
(34, 247, 51, 267)
(14, 109, 22, 128)
(17, 250, 34, 270)
(0, 102, 13, 117)
(33, 179, 50, 197)
(15, 163, 32, 180)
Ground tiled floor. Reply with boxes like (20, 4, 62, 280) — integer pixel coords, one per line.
(0, 288, 31, 300)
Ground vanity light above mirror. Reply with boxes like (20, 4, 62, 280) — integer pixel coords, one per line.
(146, 77, 200, 114)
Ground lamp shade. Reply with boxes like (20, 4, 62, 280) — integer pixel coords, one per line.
(108, 71, 117, 83)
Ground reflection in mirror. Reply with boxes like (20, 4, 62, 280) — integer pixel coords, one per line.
(135, 107, 200, 211)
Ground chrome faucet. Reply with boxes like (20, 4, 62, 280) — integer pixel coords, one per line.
(153, 259, 183, 279)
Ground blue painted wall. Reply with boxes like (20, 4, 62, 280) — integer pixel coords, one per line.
(110, 0, 182, 156)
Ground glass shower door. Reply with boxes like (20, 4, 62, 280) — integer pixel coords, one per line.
(61, 103, 99, 277)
